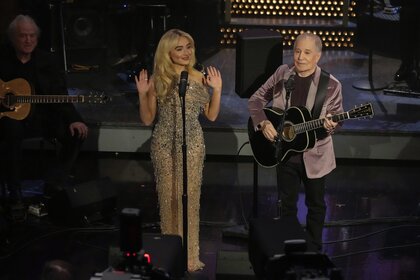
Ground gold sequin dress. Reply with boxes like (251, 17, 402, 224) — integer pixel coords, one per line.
(150, 79, 210, 271)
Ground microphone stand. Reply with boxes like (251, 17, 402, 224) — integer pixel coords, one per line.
(179, 80, 188, 272)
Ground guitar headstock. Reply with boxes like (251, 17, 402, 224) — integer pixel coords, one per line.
(84, 92, 112, 104)
(348, 103, 374, 119)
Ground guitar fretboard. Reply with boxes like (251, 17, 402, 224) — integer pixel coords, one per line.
(13, 95, 85, 104)
(294, 112, 348, 134)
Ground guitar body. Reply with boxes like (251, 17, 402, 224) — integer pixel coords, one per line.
(248, 114, 278, 168)
(0, 78, 32, 120)
(248, 107, 316, 168)
(281, 106, 316, 158)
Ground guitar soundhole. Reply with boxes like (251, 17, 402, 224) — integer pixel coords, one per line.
(282, 125, 296, 142)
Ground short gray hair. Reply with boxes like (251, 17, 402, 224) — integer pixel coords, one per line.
(7, 14, 41, 40)
(294, 32, 323, 53)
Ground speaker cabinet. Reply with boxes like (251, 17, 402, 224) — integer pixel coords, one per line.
(62, 2, 108, 70)
(45, 177, 116, 225)
(248, 216, 306, 278)
(63, 5, 106, 49)
(235, 29, 283, 98)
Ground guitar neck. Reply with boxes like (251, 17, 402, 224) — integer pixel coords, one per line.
(294, 112, 348, 134)
(13, 95, 85, 104)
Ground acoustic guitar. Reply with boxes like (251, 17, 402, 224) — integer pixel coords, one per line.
(0, 78, 110, 120)
(248, 103, 374, 168)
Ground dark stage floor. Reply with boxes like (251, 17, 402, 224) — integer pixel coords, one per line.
(1, 45, 420, 280)
(1, 154, 420, 280)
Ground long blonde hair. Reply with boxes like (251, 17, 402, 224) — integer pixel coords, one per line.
(153, 29, 196, 98)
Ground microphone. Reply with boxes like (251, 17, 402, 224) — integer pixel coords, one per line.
(285, 73, 296, 92)
(179, 71, 189, 97)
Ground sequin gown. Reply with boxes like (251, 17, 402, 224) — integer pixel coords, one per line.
(150, 79, 210, 271)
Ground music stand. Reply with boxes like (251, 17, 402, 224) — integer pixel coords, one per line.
(352, 0, 388, 91)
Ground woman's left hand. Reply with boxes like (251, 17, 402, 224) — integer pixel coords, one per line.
(204, 66, 222, 92)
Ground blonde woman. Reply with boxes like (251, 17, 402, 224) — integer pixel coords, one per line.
(135, 29, 222, 272)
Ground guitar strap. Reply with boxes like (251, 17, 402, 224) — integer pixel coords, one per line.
(311, 69, 330, 119)
(312, 69, 330, 140)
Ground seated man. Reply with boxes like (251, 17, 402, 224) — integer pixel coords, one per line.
(0, 15, 88, 206)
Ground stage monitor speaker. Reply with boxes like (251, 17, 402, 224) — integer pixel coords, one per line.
(45, 177, 116, 225)
(248, 216, 307, 279)
(235, 29, 283, 98)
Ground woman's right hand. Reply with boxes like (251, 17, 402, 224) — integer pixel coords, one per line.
(135, 69, 150, 98)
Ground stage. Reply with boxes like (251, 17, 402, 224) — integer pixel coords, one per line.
(1, 46, 419, 280)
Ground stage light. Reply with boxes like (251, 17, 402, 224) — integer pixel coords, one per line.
(144, 253, 151, 264)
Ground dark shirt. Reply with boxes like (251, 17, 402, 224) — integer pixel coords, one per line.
(6, 56, 37, 90)
(291, 74, 312, 107)
(287, 73, 313, 164)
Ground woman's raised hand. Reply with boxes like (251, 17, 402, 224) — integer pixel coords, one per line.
(204, 66, 222, 92)
(135, 69, 150, 98)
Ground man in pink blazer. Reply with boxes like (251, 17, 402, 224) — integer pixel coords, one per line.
(248, 32, 344, 251)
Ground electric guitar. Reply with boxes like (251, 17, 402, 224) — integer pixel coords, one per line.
(248, 103, 374, 168)
(0, 78, 110, 120)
